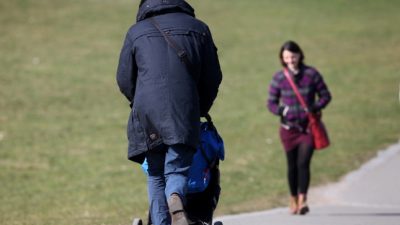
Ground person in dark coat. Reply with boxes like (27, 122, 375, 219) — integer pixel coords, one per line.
(116, 0, 222, 224)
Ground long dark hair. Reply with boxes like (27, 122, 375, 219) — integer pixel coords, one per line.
(279, 40, 305, 67)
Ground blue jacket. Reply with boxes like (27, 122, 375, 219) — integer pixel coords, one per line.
(116, 0, 222, 163)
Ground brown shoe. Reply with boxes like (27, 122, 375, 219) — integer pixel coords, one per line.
(297, 194, 310, 215)
(298, 204, 310, 215)
(168, 194, 189, 225)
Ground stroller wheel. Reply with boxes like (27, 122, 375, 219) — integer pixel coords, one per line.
(190, 220, 208, 225)
(132, 218, 143, 225)
(213, 221, 223, 225)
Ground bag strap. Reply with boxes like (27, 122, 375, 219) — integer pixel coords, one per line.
(204, 113, 215, 129)
(282, 68, 309, 112)
(149, 17, 194, 72)
(150, 17, 217, 167)
(149, 17, 214, 121)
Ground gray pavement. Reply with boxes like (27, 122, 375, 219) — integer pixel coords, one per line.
(215, 141, 400, 225)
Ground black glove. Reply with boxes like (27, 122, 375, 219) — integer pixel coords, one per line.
(309, 104, 320, 114)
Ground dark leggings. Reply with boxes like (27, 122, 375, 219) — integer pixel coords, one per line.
(285, 142, 314, 196)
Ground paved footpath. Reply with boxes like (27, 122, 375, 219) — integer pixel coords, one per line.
(215, 141, 400, 225)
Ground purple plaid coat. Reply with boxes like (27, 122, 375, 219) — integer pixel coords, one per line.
(267, 65, 331, 129)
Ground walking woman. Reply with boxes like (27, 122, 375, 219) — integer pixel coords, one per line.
(267, 40, 331, 215)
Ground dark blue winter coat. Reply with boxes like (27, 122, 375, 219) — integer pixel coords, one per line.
(116, 0, 222, 163)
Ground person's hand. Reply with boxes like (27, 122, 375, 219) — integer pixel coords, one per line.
(279, 105, 289, 124)
(279, 105, 289, 117)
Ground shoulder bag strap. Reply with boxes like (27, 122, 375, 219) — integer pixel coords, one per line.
(149, 17, 193, 70)
(282, 68, 309, 112)
(151, 17, 216, 167)
(149, 17, 212, 121)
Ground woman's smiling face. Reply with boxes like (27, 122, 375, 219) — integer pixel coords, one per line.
(282, 50, 301, 71)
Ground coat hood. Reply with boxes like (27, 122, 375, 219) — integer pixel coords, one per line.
(136, 0, 195, 22)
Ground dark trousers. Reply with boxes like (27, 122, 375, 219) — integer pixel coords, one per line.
(285, 141, 314, 196)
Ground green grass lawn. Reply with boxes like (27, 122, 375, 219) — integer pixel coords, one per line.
(1, 0, 399, 224)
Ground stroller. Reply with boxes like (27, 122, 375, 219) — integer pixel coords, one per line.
(185, 161, 222, 225)
(133, 164, 222, 225)
(133, 116, 224, 225)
